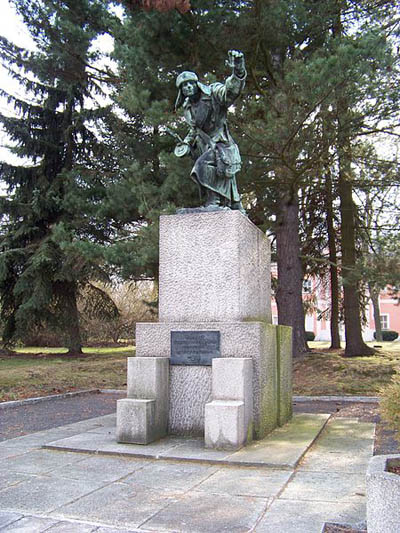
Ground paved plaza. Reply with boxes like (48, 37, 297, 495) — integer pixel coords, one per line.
(0, 410, 374, 532)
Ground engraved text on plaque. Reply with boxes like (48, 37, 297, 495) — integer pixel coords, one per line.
(170, 331, 220, 365)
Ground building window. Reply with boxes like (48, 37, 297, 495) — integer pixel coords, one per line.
(303, 279, 312, 293)
(381, 314, 389, 330)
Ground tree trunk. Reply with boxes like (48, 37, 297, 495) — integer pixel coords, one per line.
(276, 189, 309, 358)
(369, 284, 382, 342)
(337, 171, 374, 357)
(63, 282, 83, 355)
(325, 172, 341, 349)
(333, 1, 374, 358)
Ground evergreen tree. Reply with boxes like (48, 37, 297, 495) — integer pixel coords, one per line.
(238, 0, 399, 356)
(0, 0, 119, 353)
(111, 0, 400, 357)
(109, 1, 242, 283)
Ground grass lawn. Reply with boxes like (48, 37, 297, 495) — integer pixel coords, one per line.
(294, 341, 400, 396)
(0, 346, 134, 402)
(1, 341, 399, 402)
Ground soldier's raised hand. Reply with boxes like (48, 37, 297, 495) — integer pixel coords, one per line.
(227, 50, 245, 77)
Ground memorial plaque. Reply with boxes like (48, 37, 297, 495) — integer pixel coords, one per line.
(170, 331, 220, 365)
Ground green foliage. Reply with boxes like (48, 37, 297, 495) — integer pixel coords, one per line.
(374, 331, 399, 342)
(305, 331, 315, 341)
(0, 0, 119, 352)
(380, 375, 400, 442)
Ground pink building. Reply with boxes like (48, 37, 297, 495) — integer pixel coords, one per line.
(270, 265, 400, 341)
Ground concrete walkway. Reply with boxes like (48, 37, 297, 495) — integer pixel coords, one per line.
(0, 412, 374, 532)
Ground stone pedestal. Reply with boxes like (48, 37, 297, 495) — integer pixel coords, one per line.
(116, 357, 168, 444)
(159, 210, 271, 323)
(205, 358, 253, 449)
(116, 210, 292, 449)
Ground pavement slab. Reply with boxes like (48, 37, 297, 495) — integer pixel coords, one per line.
(0, 448, 27, 461)
(194, 467, 293, 498)
(298, 418, 375, 474)
(0, 473, 103, 514)
(279, 470, 366, 502)
(121, 461, 217, 492)
(227, 413, 330, 468)
(0, 409, 376, 533)
(44, 520, 98, 532)
(143, 490, 269, 533)
(0, 469, 32, 491)
(45, 413, 331, 469)
(49, 455, 149, 485)
(44, 433, 184, 458)
(254, 499, 366, 533)
(3, 449, 87, 475)
(51, 482, 181, 529)
(0, 512, 23, 529)
(0, 515, 60, 532)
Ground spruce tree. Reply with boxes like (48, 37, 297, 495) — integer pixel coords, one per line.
(0, 0, 118, 353)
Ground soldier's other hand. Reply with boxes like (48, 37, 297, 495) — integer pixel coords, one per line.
(174, 143, 190, 158)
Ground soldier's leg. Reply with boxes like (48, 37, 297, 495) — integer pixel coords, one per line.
(230, 200, 247, 215)
(205, 189, 221, 207)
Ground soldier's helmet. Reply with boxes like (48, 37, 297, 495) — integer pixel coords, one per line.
(176, 71, 198, 88)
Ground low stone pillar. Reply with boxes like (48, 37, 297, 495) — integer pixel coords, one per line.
(205, 358, 253, 450)
(116, 357, 169, 444)
(367, 454, 400, 533)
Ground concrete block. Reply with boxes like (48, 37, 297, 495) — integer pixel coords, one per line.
(276, 324, 293, 426)
(212, 358, 253, 443)
(158, 211, 271, 323)
(116, 398, 157, 444)
(127, 356, 169, 400)
(126, 357, 169, 440)
(136, 321, 278, 439)
(256, 323, 278, 438)
(367, 454, 400, 533)
(168, 365, 212, 436)
(204, 400, 245, 450)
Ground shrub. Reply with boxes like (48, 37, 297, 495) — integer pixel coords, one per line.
(306, 331, 315, 341)
(373, 330, 399, 342)
(380, 375, 400, 441)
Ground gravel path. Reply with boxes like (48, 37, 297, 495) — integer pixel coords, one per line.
(0, 391, 124, 441)
(0, 392, 398, 455)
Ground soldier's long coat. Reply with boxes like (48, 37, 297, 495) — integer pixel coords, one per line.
(181, 73, 246, 202)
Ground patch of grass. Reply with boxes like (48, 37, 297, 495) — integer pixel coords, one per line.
(2, 341, 400, 402)
(0, 345, 135, 402)
(294, 341, 400, 396)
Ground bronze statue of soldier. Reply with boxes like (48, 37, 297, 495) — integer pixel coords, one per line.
(173, 50, 246, 214)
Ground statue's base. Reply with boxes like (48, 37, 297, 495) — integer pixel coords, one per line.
(176, 205, 231, 215)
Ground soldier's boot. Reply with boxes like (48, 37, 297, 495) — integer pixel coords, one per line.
(205, 190, 221, 208)
(230, 200, 247, 216)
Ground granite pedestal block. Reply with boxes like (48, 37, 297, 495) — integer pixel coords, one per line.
(205, 400, 245, 449)
(205, 358, 253, 449)
(276, 325, 293, 426)
(116, 399, 156, 444)
(118, 210, 292, 448)
(367, 454, 400, 533)
(136, 321, 279, 438)
(159, 210, 271, 323)
(116, 357, 169, 444)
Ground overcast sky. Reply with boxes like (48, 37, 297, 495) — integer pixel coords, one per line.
(0, 2, 116, 170)
(0, 2, 35, 167)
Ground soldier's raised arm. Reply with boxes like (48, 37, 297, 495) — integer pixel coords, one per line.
(213, 50, 247, 106)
